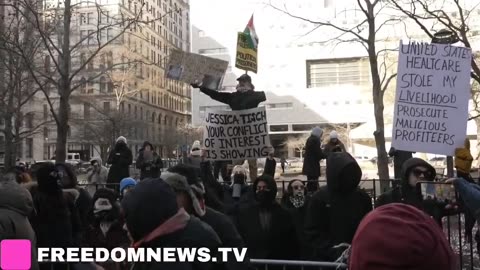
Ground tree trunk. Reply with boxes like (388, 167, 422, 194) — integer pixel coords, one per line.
(475, 117, 480, 168)
(3, 114, 15, 171)
(367, 9, 390, 192)
(55, 0, 72, 163)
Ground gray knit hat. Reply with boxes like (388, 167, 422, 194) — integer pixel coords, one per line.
(161, 172, 206, 217)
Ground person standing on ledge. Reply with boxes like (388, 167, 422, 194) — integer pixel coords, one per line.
(192, 74, 266, 181)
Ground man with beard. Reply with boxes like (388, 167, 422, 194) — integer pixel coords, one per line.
(83, 188, 129, 270)
(192, 74, 266, 182)
(235, 175, 298, 262)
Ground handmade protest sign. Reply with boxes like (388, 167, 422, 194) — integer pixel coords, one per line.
(391, 41, 472, 155)
(203, 107, 270, 161)
(166, 49, 229, 90)
(235, 32, 258, 73)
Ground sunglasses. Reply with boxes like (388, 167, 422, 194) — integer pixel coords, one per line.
(292, 185, 304, 190)
(412, 169, 432, 178)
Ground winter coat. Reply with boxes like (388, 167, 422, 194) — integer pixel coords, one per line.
(30, 188, 82, 248)
(0, 180, 39, 270)
(388, 147, 413, 179)
(302, 135, 326, 178)
(281, 196, 310, 259)
(107, 142, 133, 184)
(136, 150, 163, 180)
(263, 158, 276, 178)
(305, 152, 372, 262)
(131, 217, 222, 270)
(235, 176, 298, 261)
(87, 157, 108, 185)
(83, 220, 130, 270)
(223, 185, 255, 219)
(200, 87, 266, 111)
(200, 207, 251, 270)
(455, 138, 473, 175)
(323, 140, 346, 156)
(375, 158, 448, 225)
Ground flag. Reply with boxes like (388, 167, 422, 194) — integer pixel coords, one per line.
(243, 14, 258, 50)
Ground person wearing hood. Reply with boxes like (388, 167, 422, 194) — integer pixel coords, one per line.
(163, 165, 250, 270)
(55, 162, 93, 241)
(323, 131, 346, 156)
(375, 157, 450, 225)
(388, 147, 413, 180)
(302, 127, 327, 193)
(263, 150, 277, 178)
(107, 136, 133, 184)
(121, 178, 222, 270)
(348, 204, 457, 270)
(193, 74, 266, 182)
(84, 188, 130, 270)
(86, 157, 108, 195)
(136, 141, 163, 180)
(304, 152, 372, 262)
(236, 175, 298, 261)
(120, 177, 137, 199)
(30, 163, 81, 270)
(280, 179, 310, 259)
(0, 175, 39, 270)
(223, 166, 255, 219)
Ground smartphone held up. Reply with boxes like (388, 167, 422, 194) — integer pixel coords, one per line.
(417, 181, 458, 204)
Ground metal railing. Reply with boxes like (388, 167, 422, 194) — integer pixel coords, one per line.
(250, 259, 347, 269)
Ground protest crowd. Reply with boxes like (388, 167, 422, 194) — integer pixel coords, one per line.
(1, 72, 480, 270)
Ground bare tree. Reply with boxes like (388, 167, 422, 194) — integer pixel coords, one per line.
(1, 0, 173, 163)
(0, 1, 50, 170)
(269, 0, 400, 189)
(283, 133, 310, 160)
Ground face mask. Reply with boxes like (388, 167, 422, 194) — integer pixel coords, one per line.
(256, 190, 272, 206)
(232, 184, 242, 198)
(290, 193, 305, 208)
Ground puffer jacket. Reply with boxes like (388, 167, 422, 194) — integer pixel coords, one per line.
(0, 179, 39, 270)
(455, 138, 473, 174)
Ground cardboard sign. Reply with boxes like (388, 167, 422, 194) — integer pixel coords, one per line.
(235, 32, 258, 73)
(166, 50, 228, 90)
(203, 107, 270, 161)
(391, 41, 472, 155)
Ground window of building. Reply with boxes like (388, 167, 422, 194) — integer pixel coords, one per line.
(140, 107, 143, 120)
(306, 57, 370, 88)
(43, 127, 48, 139)
(99, 77, 106, 92)
(43, 104, 48, 120)
(80, 77, 87, 93)
(266, 103, 293, 110)
(80, 13, 87, 25)
(26, 113, 34, 129)
(84, 103, 90, 119)
(103, 102, 110, 113)
(26, 138, 33, 158)
(107, 51, 113, 67)
(108, 81, 114, 93)
(270, 125, 289, 132)
(17, 139, 23, 158)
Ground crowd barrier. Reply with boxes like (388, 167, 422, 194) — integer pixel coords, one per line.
(250, 259, 347, 269)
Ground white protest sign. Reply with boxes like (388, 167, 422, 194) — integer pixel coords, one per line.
(203, 107, 271, 161)
(166, 49, 229, 90)
(392, 41, 472, 155)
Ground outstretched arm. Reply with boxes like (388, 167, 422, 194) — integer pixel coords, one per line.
(193, 84, 232, 105)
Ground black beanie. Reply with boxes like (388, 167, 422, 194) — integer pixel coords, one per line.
(121, 178, 178, 242)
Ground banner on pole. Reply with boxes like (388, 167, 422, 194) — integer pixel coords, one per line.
(391, 41, 472, 155)
(203, 107, 270, 161)
(235, 32, 258, 73)
(166, 49, 228, 90)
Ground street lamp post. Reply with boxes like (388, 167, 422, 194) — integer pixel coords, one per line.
(431, 29, 459, 178)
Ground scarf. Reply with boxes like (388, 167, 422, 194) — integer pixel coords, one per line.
(236, 83, 254, 93)
(132, 208, 190, 248)
(289, 193, 305, 208)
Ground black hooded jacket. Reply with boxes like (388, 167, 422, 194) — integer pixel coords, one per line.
(375, 158, 447, 224)
(199, 87, 266, 111)
(235, 175, 298, 260)
(304, 152, 372, 261)
(136, 141, 163, 180)
(107, 142, 133, 184)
